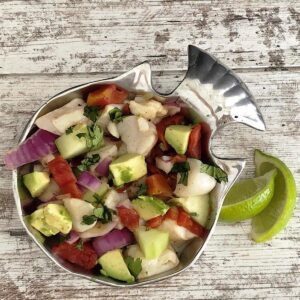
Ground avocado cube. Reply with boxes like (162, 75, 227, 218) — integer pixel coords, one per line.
(109, 153, 147, 186)
(132, 196, 169, 221)
(98, 249, 134, 283)
(23, 171, 50, 197)
(24, 215, 45, 244)
(134, 227, 169, 259)
(165, 125, 192, 154)
(30, 208, 59, 237)
(173, 195, 210, 227)
(55, 124, 89, 159)
(44, 203, 72, 234)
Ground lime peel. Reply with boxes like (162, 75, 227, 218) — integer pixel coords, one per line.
(251, 149, 297, 243)
(220, 169, 277, 222)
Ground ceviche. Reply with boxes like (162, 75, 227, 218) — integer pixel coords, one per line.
(5, 84, 227, 283)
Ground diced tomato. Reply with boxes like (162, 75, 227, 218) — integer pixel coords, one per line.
(48, 156, 76, 186)
(48, 156, 81, 198)
(122, 103, 131, 115)
(200, 122, 212, 164)
(177, 208, 206, 238)
(164, 207, 207, 238)
(52, 241, 97, 270)
(61, 182, 82, 199)
(146, 144, 164, 175)
(146, 215, 163, 228)
(156, 114, 185, 149)
(170, 154, 187, 164)
(164, 206, 179, 221)
(177, 207, 194, 229)
(166, 173, 177, 191)
(187, 124, 202, 159)
(87, 84, 128, 108)
(117, 207, 139, 231)
(146, 174, 173, 198)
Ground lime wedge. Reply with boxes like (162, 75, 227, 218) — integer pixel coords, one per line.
(251, 149, 297, 242)
(220, 169, 277, 222)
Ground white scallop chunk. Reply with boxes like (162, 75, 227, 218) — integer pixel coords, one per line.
(174, 158, 216, 197)
(117, 115, 157, 156)
(63, 198, 96, 232)
(126, 245, 179, 279)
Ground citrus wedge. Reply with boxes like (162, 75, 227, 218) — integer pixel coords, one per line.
(220, 169, 277, 222)
(251, 150, 297, 242)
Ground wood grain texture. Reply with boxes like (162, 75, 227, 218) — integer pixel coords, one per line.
(1, 0, 300, 74)
(0, 0, 300, 299)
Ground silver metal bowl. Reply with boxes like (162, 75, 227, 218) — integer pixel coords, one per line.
(13, 45, 265, 287)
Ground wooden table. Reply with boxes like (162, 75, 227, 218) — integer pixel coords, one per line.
(1, 1, 299, 299)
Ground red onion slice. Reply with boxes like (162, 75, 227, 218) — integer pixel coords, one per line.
(92, 228, 135, 257)
(66, 230, 80, 244)
(77, 171, 101, 192)
(95, 158, 111, 177)
(4, 129, 58, 170)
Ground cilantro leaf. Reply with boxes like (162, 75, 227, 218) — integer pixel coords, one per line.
(86, 124, 103, 150)
(190, 212, 198, 217)
(76, 132, 86, 139)
(137, 183, 148, 196)
(124, 256, 142, 278)
(77, 154, 100, 172)
(81, 215, 97, 225)
(109, 107, 123, 123)
(93, 207, 104, 218)
(75, 239, 84, 251)
(199, 163, 228, 183)
(84, 106, 99, 123)
(171, 161, 190, 186)
(66, 126, 74, 135)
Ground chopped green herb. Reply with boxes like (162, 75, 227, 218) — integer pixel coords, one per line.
(190, 212, 198, 217)
(200, 163, 228, 183)
(82, 200, 113, 225)
(171, 161, 190, 186)
(109, 107, 123, 123)
(93, 207, 104, 218)
(137, 183, 148, 196)
(124, 256, 142, 278)
(76, 132, 86, 139)
(81, 215, 97, 225)
(75, 239, 84, 251)
(86, 124, 103, 150)
(66, 126, 74, 135)
(77, 154, 100, 172)
(84, 106, 99, 123)
(93, 193, 103, 204)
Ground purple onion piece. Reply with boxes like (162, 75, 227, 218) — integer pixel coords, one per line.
(92, 228, 135, 257)
(77, 171, 101, 192)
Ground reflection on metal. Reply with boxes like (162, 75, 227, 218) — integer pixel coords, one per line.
(13, 45, 265, 287)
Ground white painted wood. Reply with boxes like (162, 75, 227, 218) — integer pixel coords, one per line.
(1, 0, 300, 74)
(0, 0, 299, 298)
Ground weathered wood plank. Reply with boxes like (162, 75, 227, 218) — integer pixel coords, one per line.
(0, 71, 299, 299)
(1, 0, 299, 74)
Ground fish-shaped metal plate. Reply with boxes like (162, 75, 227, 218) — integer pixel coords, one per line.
(13, 45, 265, 287)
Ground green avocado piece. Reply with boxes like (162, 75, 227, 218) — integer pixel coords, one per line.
(24, 215, 45, 244)
(109, 153, 147, 186)
(43, 203, 72, 234)
(165, 125, 192, 154)
(173, 194, 210, 227)
(30, 208, 59, 237)
(23, 171, 50, 197)
(132, 196, 169, 221)
(98, 249, 135, 283)
(134, 227, 169, 259)
(55, 124, 89, 159)
(83, 183, 109, 204)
